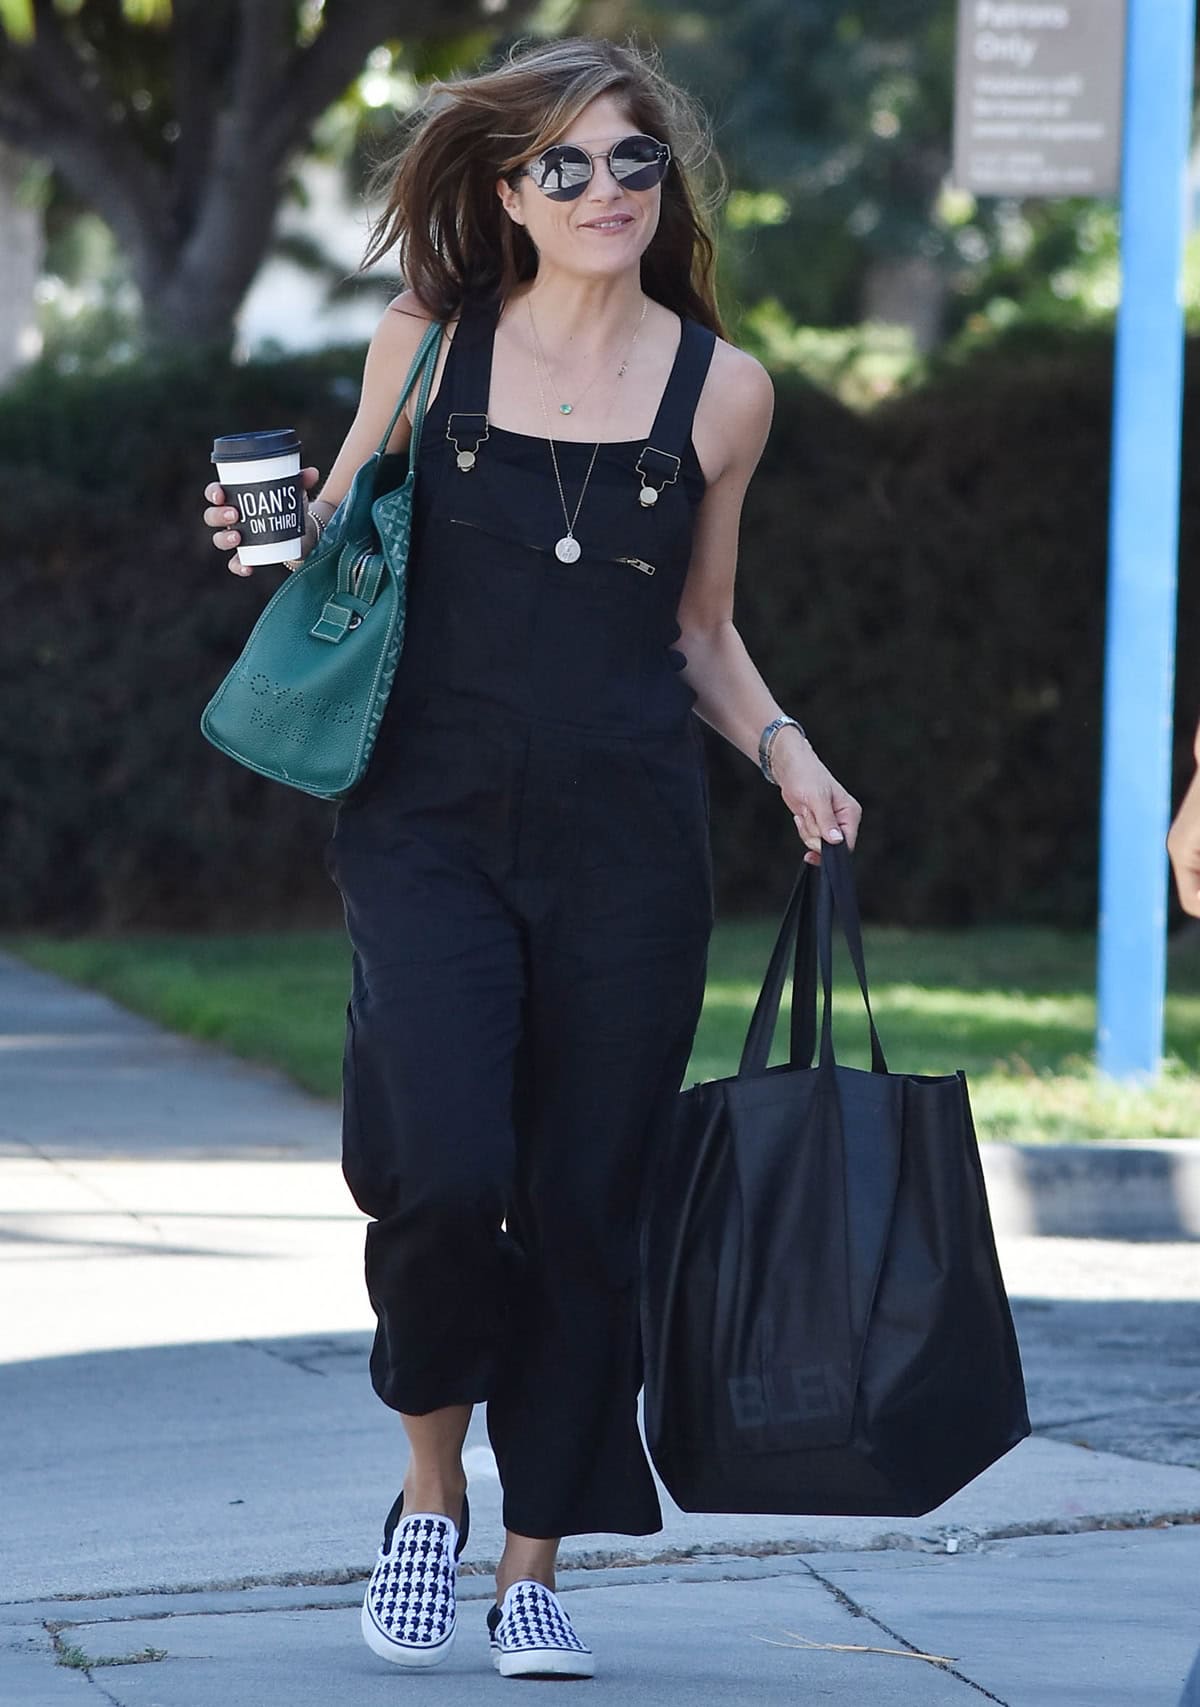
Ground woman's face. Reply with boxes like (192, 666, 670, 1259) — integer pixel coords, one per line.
(496, 93, 664, 279)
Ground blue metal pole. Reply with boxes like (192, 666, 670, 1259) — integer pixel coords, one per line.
(1097, 0, 1195, 1080)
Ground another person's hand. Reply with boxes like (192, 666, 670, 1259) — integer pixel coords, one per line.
(203, 466, 322, 576)
(1167, 720, 1200, 918)
(771, 730, 863, 867)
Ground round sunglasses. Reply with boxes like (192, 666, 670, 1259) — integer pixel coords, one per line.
(515, 133, 671, 201)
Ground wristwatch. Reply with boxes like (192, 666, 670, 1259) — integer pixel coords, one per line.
(758, 715, 808, 784)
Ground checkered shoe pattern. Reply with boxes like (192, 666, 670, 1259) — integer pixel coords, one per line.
(360, 1509, 461, 1668)
(488, 1580, 595, 1678)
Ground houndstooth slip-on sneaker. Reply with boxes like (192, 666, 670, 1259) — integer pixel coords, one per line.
(487, 1579, 595, 1679)
(360, 1491, 470, 1668)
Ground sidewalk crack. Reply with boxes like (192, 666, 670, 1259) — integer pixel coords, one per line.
(46, 1622, 156, 1706)
(797, 1560, 1012, 1704)
(12, 1139, 164, 1238)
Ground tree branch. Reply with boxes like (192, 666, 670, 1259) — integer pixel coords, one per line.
(170, 0, 235, 232)
(232, 0, 292, 127)
(258, 0, 499, 166)
(0, 84, 53, 153)
(16, 0, 172, 268)
(164, 0, 506, 339)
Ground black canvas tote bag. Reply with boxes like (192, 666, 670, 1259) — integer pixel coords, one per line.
(639, 841, 1031, 1517)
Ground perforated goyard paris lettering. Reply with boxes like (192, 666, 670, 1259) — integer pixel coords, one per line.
(241, 671, 358, 741)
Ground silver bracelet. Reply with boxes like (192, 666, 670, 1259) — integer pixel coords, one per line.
(282, 504, 329, 572)
(759, 714, 808, 784)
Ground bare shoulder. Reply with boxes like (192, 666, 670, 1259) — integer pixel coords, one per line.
(695, 332, 775, 483)
(371, 289, 454, 359)
(386, 288, 438, 322)
(359, 290, 461, 440)
(705, 335, 774, 431)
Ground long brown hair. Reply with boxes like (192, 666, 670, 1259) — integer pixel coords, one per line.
(360, 35, 727, 337)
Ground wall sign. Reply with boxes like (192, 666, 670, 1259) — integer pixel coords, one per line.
(954, 0, 1127, 196)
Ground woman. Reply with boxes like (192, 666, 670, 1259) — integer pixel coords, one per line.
(203, 35, 860, 1681)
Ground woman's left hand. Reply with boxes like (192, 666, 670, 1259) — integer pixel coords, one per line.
(771, 733, 862, 867)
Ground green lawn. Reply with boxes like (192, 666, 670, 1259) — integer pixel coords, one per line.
(6, 921, 1199, 1144)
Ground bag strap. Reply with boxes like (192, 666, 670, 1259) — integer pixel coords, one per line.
(737, 861, 819, 1076)
(815, 841, 888, 1073)
(737, 843, 888, 1077)
(372, 319, 444, 461)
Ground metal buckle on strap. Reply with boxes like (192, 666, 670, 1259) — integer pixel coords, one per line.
(446, 412, 490, 472)
(635, 445, 681, 508)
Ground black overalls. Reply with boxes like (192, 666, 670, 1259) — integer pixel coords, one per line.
(326, 291, 717, 1540)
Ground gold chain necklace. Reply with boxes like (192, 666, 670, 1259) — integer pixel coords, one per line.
(527, 296, 649, 564)
(530, 330, 606, 417)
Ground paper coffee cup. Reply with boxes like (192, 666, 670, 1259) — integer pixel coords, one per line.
(212, 428, 304, 566)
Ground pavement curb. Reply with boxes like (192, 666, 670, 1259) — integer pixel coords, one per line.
(980, 1139, 1200, 1239)
(8, 1524, 1200, 1630)
(2, 946, 1197, 1239)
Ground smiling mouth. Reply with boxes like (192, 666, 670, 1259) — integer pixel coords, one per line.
(580, 216, 633, 231)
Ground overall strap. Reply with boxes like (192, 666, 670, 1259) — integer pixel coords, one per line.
(447, 291, 500, 414)
(439, 292, 497, 466)
(644, 317, 716, 459)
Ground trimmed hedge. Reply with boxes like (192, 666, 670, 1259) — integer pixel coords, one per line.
(3, 329, 1197, 931)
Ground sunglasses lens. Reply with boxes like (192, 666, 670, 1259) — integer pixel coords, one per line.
(529, 144, 592, 200)
(610, 135, 669, 189)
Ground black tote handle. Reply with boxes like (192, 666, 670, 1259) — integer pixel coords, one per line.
(737, 841, 887, 1077)
(737, 860, 818, 1076)
(816, 840, 888, 1073)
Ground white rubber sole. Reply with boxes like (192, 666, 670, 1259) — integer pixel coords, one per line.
(360, 1592, 456, 1669)
(493, 1644, 595, 1679)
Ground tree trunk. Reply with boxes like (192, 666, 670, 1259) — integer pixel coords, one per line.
(860, 252, 948, 354)
(138, 180, 286, 358)
(0, 143, 43, 383)
(0, 0, 530, 360)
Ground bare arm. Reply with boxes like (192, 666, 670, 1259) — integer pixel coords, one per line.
(204, 291, 450, 574)
(677, 342, 862, 866)
(312, 291, 448, 512)
(1167, 718, 1200, 918)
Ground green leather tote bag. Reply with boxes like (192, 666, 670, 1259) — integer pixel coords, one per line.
(200, 318, 443, 799)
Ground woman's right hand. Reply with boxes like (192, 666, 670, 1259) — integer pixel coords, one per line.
(204, 467, 322, 577)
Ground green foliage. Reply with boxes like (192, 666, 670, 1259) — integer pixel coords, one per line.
(4, 1, 533, 355)
(716, 324, 1199, 928)
(3, 327, 1197, 933)
(11, 925, 1199, 1136)
(1, 343, 364, 932)
(54, 1641, 167, 1670)
(606, 0, 958, 327)
(739, 300, 924, 407)
(588, 0, 1182, 351)
(0, 0, 33, 40)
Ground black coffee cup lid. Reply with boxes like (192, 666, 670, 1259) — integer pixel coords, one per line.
(212, 427, 301, 463)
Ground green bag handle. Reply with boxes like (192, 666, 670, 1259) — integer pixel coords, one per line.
(374, 316, 443, 464)
(308, 320, 443, 643)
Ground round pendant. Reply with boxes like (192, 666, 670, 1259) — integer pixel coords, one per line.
(555, 534, 582, 564)
(456, 450, 476, 471)
(559, 402, 573, 415)
(638, 483, 659, 507)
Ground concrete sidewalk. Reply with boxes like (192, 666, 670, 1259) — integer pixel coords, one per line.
(2, 950, 1199, 1706)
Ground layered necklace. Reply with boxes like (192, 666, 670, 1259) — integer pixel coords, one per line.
(526, 295, 649, 564)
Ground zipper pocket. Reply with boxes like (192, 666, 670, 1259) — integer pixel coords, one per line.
(448, 517, 656, 576)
